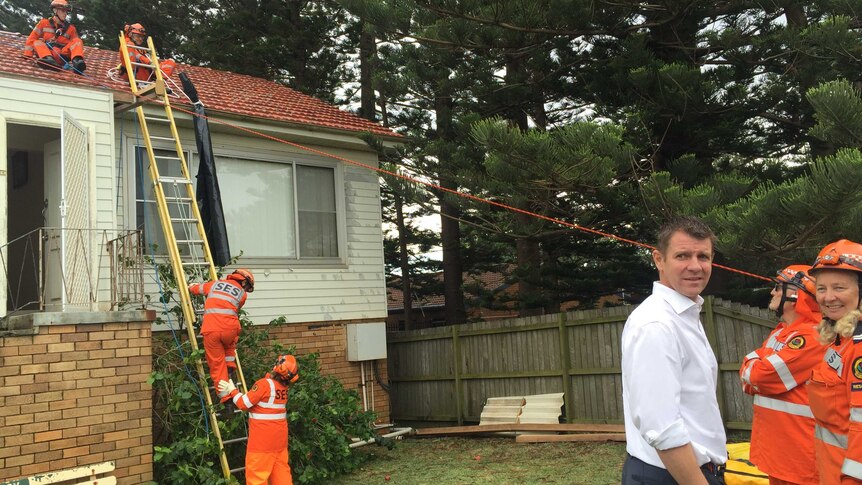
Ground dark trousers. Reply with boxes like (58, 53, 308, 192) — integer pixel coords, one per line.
(622, 454, 725, 485)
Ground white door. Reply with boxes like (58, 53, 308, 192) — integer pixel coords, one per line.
(60, 111, 91, 310)
(43, 139, 62, 310)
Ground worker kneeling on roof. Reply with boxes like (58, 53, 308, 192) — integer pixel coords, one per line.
(189, 269, 254, 405)
(119, 23, 176, 82)
(219, 354, 299, 485)
(23, 0, 86, 73)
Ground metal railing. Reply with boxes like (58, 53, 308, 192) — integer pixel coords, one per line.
(0, 227, 145, 315)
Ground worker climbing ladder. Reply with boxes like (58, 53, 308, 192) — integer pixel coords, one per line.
(118, 32, 249, 481)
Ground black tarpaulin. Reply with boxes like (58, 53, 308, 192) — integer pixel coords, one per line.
(180, 72, 231, 266)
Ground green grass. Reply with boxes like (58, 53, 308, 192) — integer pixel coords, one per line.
(330, 437, 627, 485)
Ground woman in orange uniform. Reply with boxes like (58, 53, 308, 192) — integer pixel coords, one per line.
(808, 239, 862, 484)
(119, 23, 176, 82)
(740, 265, 824, 485)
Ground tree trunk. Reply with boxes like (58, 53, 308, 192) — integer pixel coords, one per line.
(358, 20, 377, 121)
(394, 193, 414, 330)
(435, 94, 466, 325)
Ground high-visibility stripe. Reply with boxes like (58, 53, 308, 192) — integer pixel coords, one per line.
(42, 27, 55, 33)
(753, 395, 813, 418)
(204, 308, 236, 316)
(265, 379, 276, 405)
(766, 353, 797, 390)
(209, 292, 242, 306)
(249, 412, 286, 421)
(742, 361, 755, 386)
(843, 458, 862, 479)
(234, 394, 253, 409)
(815, 425, 848, 449)
(225, 356, 236, 362)
(745, 351, 759, 361)
(195, 283, 206, 294)
(257, 401, 284, 409)
(851, 408, 862, 423)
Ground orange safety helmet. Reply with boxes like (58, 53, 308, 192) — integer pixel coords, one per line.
(50, 0, 70, 10)
(124, 23, 146, 37)
(227, 269, 254, 292)
(809, 239, 862, 276)
(773, 264, 816, 298)
(272, 355, 299, 383)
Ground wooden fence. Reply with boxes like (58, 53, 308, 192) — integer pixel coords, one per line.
(387, 297, 776, 430)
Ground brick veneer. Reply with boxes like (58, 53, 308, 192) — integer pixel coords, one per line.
(269, 320, 390, 424)
(0, 311, 155, 484)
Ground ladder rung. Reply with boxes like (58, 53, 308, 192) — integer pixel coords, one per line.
(154, 155, 181, 161)
(176, 239, 205, 245)
(128, 44, 152, 52)
(170, 217, 197, 222)
(130, 60, 155, 68)
(182, 261, 209, 267)
(223, 436, 248, 445)
(149, 136, 176, 142)
(164, 196, 193, 202)
(144, 117, 170, 124)
(229, 466, 246, 474)
(159, 176, 191, 184)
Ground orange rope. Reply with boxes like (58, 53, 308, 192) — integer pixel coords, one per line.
(158, 100, 771, 283)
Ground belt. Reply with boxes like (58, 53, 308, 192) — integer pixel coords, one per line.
(701, 462, 726, 476)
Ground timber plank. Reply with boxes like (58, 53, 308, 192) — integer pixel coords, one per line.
(515, 433, 626, 443)
(414, 423, 625, 436)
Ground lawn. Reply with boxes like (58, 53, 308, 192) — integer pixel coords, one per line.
(331, 437, 628, 485)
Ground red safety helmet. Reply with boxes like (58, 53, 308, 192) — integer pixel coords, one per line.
(124, 23, 146, 37)
(50, 0, 70, 11)
(809, 239, 862, 276)
(773, 264, 816, 298)
(272, 355, 299, 383)
(227, 269, 254, 292)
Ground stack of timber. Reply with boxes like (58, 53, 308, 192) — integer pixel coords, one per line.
(414, 423, 625, 443)
(518, 393, 564, 424)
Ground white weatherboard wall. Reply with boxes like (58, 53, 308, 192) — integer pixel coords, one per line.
(0, 76, 116, 308)
(118, 107, 387, 326)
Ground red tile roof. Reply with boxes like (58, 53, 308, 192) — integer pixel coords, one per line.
(0, 30, 398, 138)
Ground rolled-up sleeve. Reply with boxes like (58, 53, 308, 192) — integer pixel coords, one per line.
(623, 320, 690, 450)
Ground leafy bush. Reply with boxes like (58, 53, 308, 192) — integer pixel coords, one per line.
(148, 263, 378, 484)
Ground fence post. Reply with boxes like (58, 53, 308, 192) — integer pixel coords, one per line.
(452, 325, 463, 425)
(702, 296, 726, 423)
(558, 312, 574, 422)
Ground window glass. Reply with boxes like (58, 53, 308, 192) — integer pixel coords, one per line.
(297, 165, 338, 258)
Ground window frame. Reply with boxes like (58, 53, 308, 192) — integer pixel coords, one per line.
(125, 137, 347, 267)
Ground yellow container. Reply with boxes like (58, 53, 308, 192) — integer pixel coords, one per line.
(725, 443, 769, 485)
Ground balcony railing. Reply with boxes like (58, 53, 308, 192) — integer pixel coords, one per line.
(0, 228, 145, 315)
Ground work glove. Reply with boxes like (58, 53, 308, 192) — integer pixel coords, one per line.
(217, 379, 236, 396)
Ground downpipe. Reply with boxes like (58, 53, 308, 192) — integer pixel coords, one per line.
(349, 427, 414, 449)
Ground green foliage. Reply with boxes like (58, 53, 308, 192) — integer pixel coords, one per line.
(808, 79, 862, 148)
(148, 262, 378, 484)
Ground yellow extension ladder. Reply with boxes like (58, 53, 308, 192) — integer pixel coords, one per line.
(118, 32, 249, 481)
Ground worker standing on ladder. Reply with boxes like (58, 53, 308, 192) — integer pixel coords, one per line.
(189, 269, 254, 405)
(119, 23, 176, 82)
(218, 354, 299, 485)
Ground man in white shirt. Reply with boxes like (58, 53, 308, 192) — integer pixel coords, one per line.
(621, 215, 727, 485)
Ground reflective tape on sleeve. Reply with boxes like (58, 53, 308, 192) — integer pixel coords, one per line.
(851, 408, 862, 423)
(766, 353, 797, 391)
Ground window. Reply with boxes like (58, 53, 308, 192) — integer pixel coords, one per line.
(134, 146, 340, 260)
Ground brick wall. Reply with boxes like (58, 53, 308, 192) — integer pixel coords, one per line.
(0, 311, 155, 484)
(269, 320, 390, 424)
